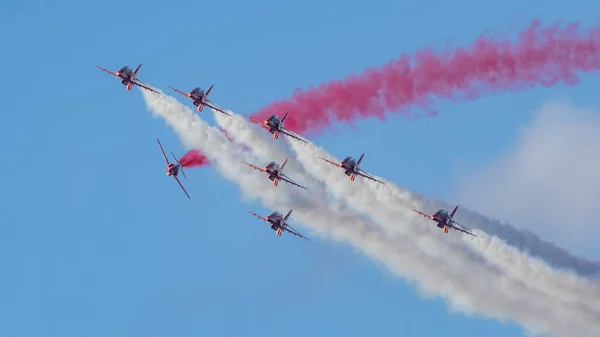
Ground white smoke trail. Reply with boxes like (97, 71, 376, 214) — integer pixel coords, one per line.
(206, 102, 600, 336)
(286, 138, 600, 314)
(213, 107, 600, 312)
(421, 195, 600, 278)
(141, 88, 598, 337)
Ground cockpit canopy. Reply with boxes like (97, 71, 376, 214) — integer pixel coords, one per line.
(342, 156, 354, 164)
(191, 87, 203, 94)
(267, 161, 277, 168)
(434, 209, 448, 216)
(119, 66, 132, 73)
(271, 211, 282, 218)
(267, 115, 279, 122)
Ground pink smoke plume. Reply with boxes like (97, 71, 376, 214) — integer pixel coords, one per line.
(180, 150, 210, 168)
(219, 127, 251, 152)
(191, 19, 600, 167)
(250, 20, 600, 135)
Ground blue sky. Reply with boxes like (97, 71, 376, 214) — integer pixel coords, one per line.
(1, 0, 599, 336)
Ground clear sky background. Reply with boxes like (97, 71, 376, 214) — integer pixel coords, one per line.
(1, 1, 599, 336)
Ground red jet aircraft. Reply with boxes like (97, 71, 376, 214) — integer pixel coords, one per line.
(96, 64, 159, 93)
(412, 205, 477, 237)
(168, 85, 230, 115)
(246, 112, 308, 143)
(157, 139, 192, 199)
(247, 209, 310, 240)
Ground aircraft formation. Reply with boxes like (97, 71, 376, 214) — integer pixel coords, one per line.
(97, 63, 478, 240)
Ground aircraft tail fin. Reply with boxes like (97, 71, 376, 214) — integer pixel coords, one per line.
(280, 159, 288, 171)
(134, 64, 142, 75)
(206, 85, 214, 96)
(284, 209, 293, 221)
(171, 152, 187, 180)
(450, 205, 459, 218)
(281, 112, 289, 124)
(357, 153, 365, 166)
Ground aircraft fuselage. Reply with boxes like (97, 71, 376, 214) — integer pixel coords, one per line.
(167, 163, 181, 176)
(265, 165, 280, 177)
(188, 90, 207, 111)
(266, 216, 285, 236)
(268, 172, 281, 180)
(265, 115, 282, 131)
(116, 67, 134, 82)
(432, 210, 451, 231)
(191, 95, 206, 105)
(340, 157, 358, 176)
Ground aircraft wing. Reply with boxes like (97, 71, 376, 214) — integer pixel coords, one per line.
(173, 176, 191, 199)
(247, 210, 269, 222)
(205, 100, 231, 116)
(132, 80, 160, 94)
(243, 161, 265, 172)
(96, 66, 118, 77)
(278, 128, 308, 143)
(167, 86, 190, 97)
(411, 209, 434, 220)
(280, 174, 308, 190)
(356, 170, 385, 184)
(157, 139, 170, 165)
(283, 225, 310, 240)
(450, 221, 477, 237)
(319, 157, 341, 167)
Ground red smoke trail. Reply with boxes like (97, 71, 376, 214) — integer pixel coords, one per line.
(179, 150, 210, 168)
(219, 127, 251, 152)
(250, 20, 600, 135)
(191, 19, 600, 167)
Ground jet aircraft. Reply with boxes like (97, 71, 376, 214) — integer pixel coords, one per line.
(411, 205, 477, 237)
(247, 209, 309, 240)
(243, 159, 307, 189)
(157, 138, 192, 199)
(246, 112, 307, 143)
(96, 64, 159, 93)
(319, 153, 384, 183)
(168, 85, 230, 115)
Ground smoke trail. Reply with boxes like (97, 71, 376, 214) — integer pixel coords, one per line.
(179, 150, 210, 168)
(185, 19, 600, 274)
(205, 104, 600, 336)
(215, 103, 600, 314)
(415, 195, 600, 277)
(286, 140, 600, 314)
(219, 127, 251, 152)
(171, 19, 600, 171)
(218, 110, 600, 278)
(252, 20, 600, 135)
